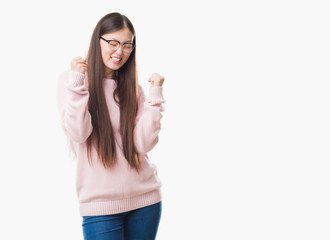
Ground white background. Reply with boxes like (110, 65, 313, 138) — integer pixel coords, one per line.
(0, 0, 329, 239)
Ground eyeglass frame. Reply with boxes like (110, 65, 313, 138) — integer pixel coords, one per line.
(100, 37, 135, 53)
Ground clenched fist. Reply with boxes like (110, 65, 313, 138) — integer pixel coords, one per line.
(71, 56, 88, 74)
(148, 73, 165, 87)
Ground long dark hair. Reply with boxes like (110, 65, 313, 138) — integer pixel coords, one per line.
(86, 12, 141, 170)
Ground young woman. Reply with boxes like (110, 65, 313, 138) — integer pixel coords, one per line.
(57, 12, 165, 240)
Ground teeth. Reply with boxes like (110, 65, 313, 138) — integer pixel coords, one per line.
(112, 57, 121, 61)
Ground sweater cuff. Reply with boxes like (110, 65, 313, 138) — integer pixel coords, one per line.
(67, 70, 86, 88)
(148, 86, 164, 101)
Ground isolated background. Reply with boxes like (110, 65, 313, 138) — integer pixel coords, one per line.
(0, 0, 329, 239)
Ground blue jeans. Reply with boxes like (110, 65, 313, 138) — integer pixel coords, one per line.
(82, 202, 162, 240)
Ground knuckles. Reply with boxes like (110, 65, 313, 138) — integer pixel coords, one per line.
(150, 73, 164, 82)
(70, 57, 87, 74)
(149, 73, 165, 86)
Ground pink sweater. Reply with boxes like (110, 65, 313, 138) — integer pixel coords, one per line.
(57, 70, 165, 216)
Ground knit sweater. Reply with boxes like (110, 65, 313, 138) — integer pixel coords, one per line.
(57, 70, 165, 216)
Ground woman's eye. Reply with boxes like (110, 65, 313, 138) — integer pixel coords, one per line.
(110, 42, 118, 47)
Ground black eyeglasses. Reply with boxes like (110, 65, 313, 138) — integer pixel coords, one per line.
(100, 37, 135, 53)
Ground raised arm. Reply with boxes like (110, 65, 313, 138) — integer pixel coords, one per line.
(57, 67, 93, 143)
(134, 73, 165, 154)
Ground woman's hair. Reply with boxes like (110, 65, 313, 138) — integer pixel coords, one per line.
(86, 12, 141, 170)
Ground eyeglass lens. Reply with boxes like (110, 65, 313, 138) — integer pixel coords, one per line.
(108, 41, 134, 53)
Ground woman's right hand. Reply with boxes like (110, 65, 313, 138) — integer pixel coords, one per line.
(70, 56, 88, 74)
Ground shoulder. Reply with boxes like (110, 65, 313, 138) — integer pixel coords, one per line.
(137, 84, 144, 93)
(137, 84, 146, 100)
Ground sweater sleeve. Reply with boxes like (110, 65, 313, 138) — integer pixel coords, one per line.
(134, 86, 165, 154)
(57, 70, 93, 143)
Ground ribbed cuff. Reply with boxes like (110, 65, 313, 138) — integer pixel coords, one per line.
(79, 189, 162, 216)
(148, 87, 165, 105)
(68, 70, 86, 88)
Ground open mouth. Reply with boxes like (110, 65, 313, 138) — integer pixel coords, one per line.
(111, 56, 122, 64)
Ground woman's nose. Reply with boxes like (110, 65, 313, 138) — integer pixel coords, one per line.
(115, 45, 123, 55)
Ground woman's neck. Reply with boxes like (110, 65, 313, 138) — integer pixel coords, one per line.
(105, 68, 114, 79)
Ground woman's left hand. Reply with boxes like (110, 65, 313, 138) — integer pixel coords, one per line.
(148, 73, 165, 87)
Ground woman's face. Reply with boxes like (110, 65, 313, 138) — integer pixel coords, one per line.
(100, 27, 134, 78)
